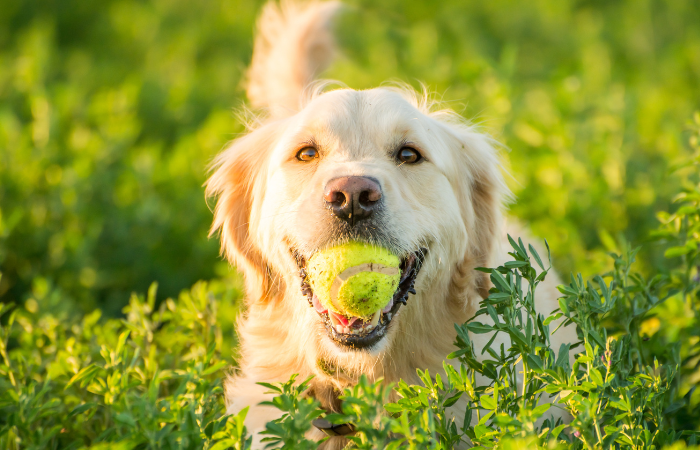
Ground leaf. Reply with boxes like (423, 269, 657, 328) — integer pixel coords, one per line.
(504, 261, 529, 268)
(443, 392, 463, 408)
(527, 353, 544, 371)
(481, 330, 500, 356)
(529, 244, 545, 270)
(65, 364, 101, 390)
(603, 426, 619, 437)
(551, 423, 568, 439)
(587, 329, 606, 348)
(486, 304, 499, 325)
(115, 412, 137, 426)
(556, 343, 571, 369)
(664, 401, 685, 415)
(115, 330, 131, 356)
(490, 270, 512, 293)
(256, 382, 282, 393)
(610, 399, 630, 412)
(531, 403, 550, 417)
(69, 402, 97, 418)
(590, 367, 604, 385)
(447, 348, 470, 359)
(616, 434, 635, 446)
(384, 403, 403, 413)
(466, 322, 494, 334)
(665, 245, 692, 258)
(507, 234, 526, 257)
(557, 285, 577, 296)
(508, 327, 529, 350)
(558, 297, 569, 315)
(202, 361, 229, 376)
(543, 313, 562, 326)
(474, 424, 491, 438)
(0, 302, 15, 319)
(480, 395, 497, 410)
(454, 323, 471, 345)
(488, 292, 511, 302)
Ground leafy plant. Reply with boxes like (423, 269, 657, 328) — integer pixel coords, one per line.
(256, 234, 699, 449)
(649, 113, 700, 430)
(0, 280, 247, 449)
(259, 375, 323, 450)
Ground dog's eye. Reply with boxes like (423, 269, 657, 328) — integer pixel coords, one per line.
(396, 147, 422, 164)
(296, 147, 318, 161)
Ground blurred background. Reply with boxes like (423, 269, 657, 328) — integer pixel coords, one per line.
(1, 0, 699, 317)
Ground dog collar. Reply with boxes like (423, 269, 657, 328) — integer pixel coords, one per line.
(312, 417, 355, 436)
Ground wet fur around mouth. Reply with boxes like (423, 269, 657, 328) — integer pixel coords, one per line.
(297, 248, 426, 349)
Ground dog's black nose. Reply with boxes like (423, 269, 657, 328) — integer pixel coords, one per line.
(324, 176, 381, 226)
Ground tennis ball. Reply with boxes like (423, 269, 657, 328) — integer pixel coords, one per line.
(307, 241, 400, 318)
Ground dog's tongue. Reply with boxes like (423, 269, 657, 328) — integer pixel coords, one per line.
(329, 311, 365, 329)
(329, 299, 394, 327)
(331, 310, 349, 326)
(316, 293, 395, 334)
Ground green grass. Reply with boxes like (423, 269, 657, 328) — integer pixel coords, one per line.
(1, 0, 699, 448)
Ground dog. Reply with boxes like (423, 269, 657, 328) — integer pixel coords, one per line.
(206, 1, 575, 448)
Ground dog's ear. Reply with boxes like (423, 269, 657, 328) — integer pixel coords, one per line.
(206, 125, 280, 304)
(449, 128, 508, 300)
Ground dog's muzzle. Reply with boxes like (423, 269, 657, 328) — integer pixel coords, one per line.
(295, 247, 426, 350)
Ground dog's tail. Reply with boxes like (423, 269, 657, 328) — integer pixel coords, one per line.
(246, 0, 341, 115)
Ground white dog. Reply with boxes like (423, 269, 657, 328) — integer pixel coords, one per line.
(206, 2, 574, 448)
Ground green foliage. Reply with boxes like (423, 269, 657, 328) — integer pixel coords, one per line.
(0, 279, 247, 449)
(1, 147, 699, 448)
(648, 113, 700, 429)
(252, 228, 700, 449)
(258, 376, 323, 450)
(0, 0, 265, 314)
(2, 0, 699, 312)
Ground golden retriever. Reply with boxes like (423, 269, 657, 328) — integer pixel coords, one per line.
(206, 1, 575, 448)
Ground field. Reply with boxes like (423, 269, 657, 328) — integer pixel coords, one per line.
(1, 0, 699, 448)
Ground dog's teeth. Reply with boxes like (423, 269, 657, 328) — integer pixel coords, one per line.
(330, 314, 340, 327)
(385, 312, 392, 321)
(335, 324, 344, 334)
(370, 311, 380, 326)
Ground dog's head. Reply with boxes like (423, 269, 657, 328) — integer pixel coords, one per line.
(207, 84, 506, 367)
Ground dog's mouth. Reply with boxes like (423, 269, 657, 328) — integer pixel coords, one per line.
(295, 247, 426, 350)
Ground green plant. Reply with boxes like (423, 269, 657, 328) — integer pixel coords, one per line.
(3, 0, 699, 312)
(1, 180, 699, 449)
(649, 112, 700, 430)
(259, 376, 323, 450)
(0, 280, 247, 449)
(255, 233, 699, 449)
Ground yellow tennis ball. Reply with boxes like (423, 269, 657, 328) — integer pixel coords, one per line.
(307, 241, 400, 318)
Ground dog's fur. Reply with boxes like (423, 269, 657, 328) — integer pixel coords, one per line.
(206, 2, 575, 448)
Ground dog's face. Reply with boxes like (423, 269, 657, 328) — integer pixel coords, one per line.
(208, 87, 505, 361)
